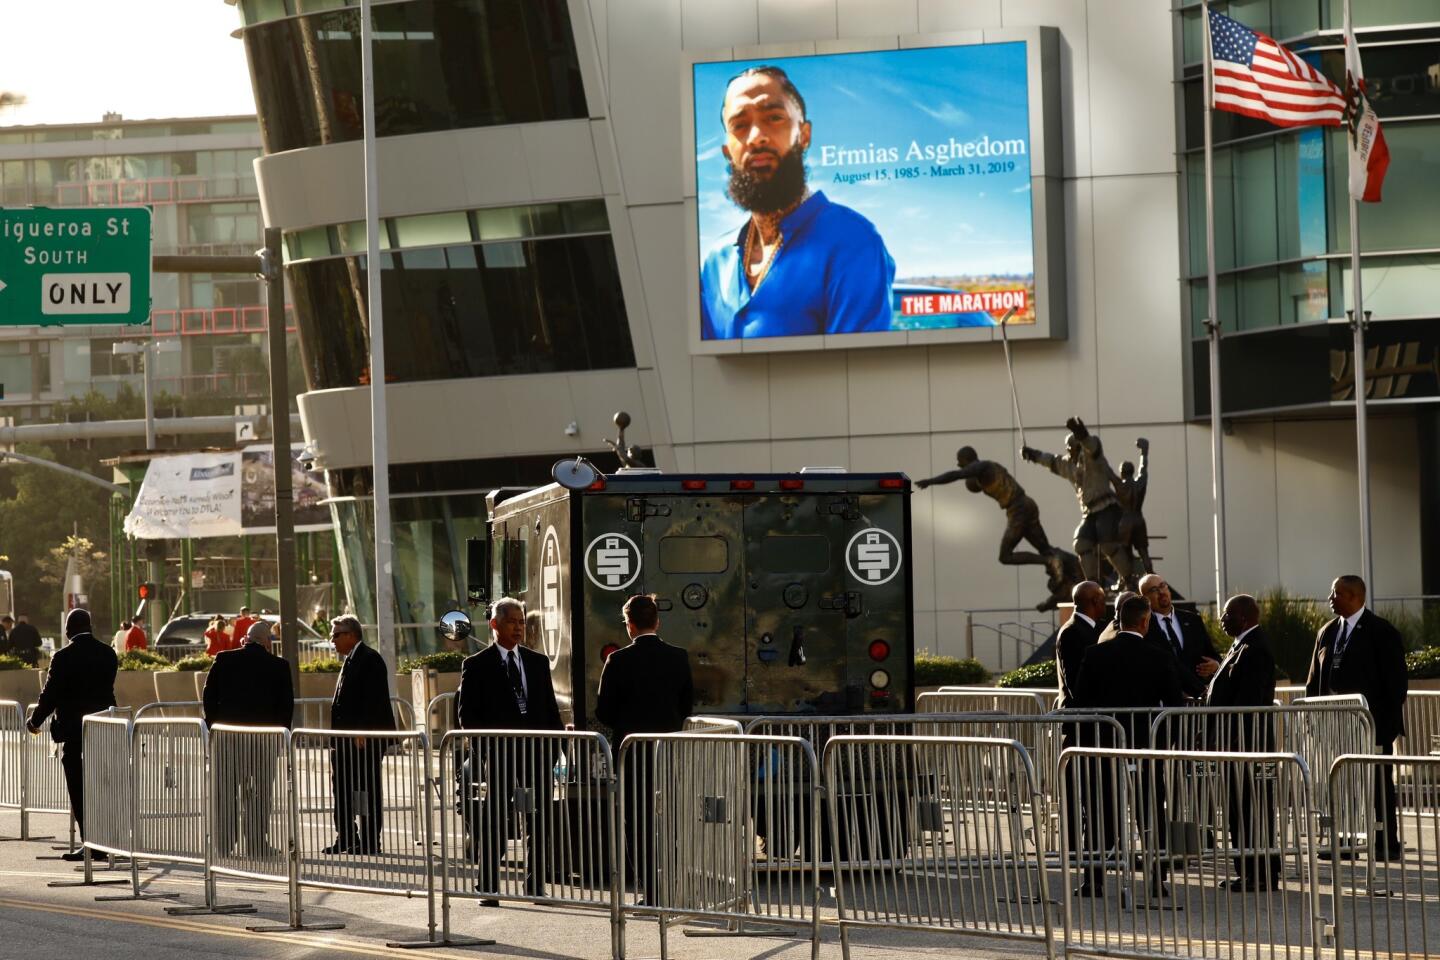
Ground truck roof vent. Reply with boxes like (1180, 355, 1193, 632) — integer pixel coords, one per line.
(799, 466, 846, 473)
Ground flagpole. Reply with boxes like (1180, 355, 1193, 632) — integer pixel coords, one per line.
(1201, 0, 1229, 604)
(1344, 0, 1375, 592)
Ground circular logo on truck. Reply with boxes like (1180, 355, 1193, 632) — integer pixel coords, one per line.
(846, 528, 902, 586)
(540, 526, 562, 665)
(584, 533, 642, 591)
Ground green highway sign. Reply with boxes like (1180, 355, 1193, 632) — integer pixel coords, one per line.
(0, 207, 152, 326)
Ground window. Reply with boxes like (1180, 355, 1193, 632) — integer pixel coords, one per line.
(287, 233, 635, 390)
(760, 535, 830, 574)
(244, 0, 587, 152)
(659, 537, 729, 574)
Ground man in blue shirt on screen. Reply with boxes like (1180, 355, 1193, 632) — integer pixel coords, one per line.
(701, 65, 895, 340)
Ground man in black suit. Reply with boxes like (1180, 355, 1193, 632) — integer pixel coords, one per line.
(203, 619, 294, 858)
(597, 594, 694, 904)
(1305, 575, 1407, 859)
(1210, 593, 1280, 889)
(1074, 595, 1183, 896)
(325, 615, 394, 855)
(26, 609, 117, 860)
(1140, 574, 1220, 699)
(1056, 581, 1105, 713)
(455, 597, 563, 904)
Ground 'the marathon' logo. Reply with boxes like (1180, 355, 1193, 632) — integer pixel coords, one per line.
(584, 533, 642, 591)
(540, 526, 562, 664)
(900, 289, 1028, 317)
(846, 528, 902, 586)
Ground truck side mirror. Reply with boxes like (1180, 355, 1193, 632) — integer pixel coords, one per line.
(466, 537, 489, 605)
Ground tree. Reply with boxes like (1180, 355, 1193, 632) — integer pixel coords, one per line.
(38, 535, 108, 597)
(0, 92, 25, 111)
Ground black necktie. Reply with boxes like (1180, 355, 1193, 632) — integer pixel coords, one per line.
(507, 651, 528, 714)
(1334, 621, 1350, 662)
(1162, 616, 1182, 656)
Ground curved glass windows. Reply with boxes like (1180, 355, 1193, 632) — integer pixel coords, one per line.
(287, 232, 634, 390)
(243, 0, 587, 153)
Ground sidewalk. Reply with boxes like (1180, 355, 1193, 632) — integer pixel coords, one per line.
(0, 810, 1049, 960)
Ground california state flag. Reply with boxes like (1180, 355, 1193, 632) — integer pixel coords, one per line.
(1344, 29, 1390, 202)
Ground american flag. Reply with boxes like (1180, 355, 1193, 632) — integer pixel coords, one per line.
(1209, 9, 1345, 128)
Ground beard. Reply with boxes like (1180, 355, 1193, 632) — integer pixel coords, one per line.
(726, 146, 807, 213)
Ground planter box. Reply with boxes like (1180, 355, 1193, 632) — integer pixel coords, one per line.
(1410, 677, 1440, 691)
(298, 672, 338, 700)
(192, 671, 209, 700)
(154, 671, 200, 704)
(0, 669, 42, 706)
(115, 671, 160, 710)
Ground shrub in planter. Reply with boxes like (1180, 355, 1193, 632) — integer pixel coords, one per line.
(301, 657, 343, 674)
(1407, 646, 1440, 680)
(118, 649, 172, 672)
(914, 652, 989, 687)
(0, 654, 27, 671)
(398, 650, 466, 674)
(173, 655, 214, 672)
(997, 660, 1057, 689)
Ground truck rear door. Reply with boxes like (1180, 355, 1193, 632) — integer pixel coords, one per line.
(637, 494, 746, 712)
(743, 494, 853, 713)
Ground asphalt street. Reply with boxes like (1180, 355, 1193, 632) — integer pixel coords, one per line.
(0, 810, 1049, 960)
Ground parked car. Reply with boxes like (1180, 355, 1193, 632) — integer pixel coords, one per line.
(154, 614, 330, 663)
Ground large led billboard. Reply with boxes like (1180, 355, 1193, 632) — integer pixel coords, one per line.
(686, 30, 1064, 353)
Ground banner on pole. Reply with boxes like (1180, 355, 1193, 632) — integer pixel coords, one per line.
(123, 444, 330, 540)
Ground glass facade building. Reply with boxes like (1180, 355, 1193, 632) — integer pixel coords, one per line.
(1175, 1, 1440, 413)
(0, 116, 287, 419)
(235, 0, 637, 654)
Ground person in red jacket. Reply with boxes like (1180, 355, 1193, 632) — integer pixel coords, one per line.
(204, 615, 233, 656)
(124, 621, 148, 652)
(231, 606, 258, 645)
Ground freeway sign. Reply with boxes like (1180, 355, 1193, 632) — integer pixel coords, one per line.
(0, 207, 152, 326)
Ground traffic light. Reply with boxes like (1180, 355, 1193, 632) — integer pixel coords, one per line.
(134, 582, 157, 621)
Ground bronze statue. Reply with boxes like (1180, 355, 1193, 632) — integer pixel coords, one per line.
(918, 446, 1080, 609)
(1021, 417, 1134, 588)
(604, 411, 645, 470)
(1112, 437, 1153, 576)
(918, 446, 1057, 569)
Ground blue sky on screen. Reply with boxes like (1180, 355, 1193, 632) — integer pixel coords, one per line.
(694, 43, 1036, 280)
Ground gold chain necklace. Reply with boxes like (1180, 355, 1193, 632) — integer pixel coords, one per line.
(743, 222, 783, 293)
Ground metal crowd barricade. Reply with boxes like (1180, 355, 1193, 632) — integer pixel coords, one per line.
(23, 701, 74, 841)
(823, 734, 1054, 959)
(288, 727, 435, 943)
(293, 696, 415, 731)
(1399, 690, 1440, 783)
(81, 713, 135, 861)
(1152, 703, 1375, 835)
(198, 724, 291, 919)
(435, 730, 617, 950)
(125, 718, 209, 904)
(1058, 746, 1320, 960)
(134, 701, 204, 721)
(683, 716, 745, 734)
(1276, 685, 1307, 706)
(619, 732, 821, 960)
(0, 701, 24, 833)
(919, 689, 1049, 715)
(1329, 753, 1440, 959)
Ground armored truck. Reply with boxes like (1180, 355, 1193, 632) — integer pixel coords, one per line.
(469, 469, 913, 728)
